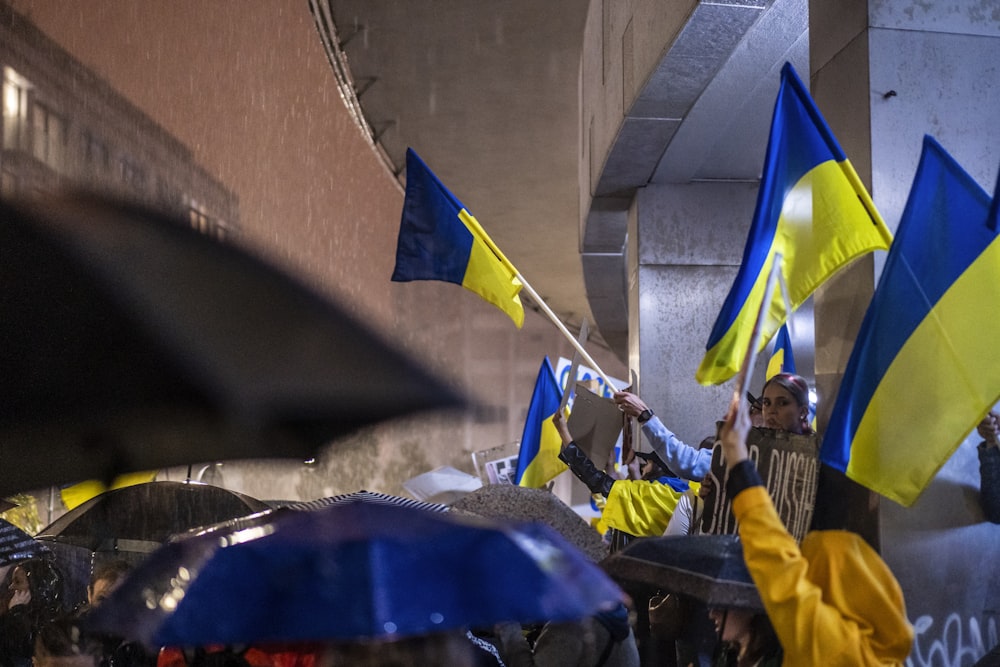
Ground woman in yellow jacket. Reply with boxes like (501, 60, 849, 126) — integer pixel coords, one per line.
(717, 399, 913, 666)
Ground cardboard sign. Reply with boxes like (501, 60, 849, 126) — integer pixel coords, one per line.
(567, 382, 624, 467)
(700, 425, 819, 543)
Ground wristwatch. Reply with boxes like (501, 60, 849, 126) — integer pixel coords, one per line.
(638, 408, 653, 424)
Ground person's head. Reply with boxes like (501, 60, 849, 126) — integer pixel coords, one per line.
(707, 607, 779, 664)
(87, 560, 131, 608)
(633, 451, 667, 481)
(760, 373, 811, 434)
(708, 607, 753, 645)
(33, 616, 102, 667)
(9, 559, 64, 616)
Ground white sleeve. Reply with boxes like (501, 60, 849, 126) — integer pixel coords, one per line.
(664, 492, 693, 536)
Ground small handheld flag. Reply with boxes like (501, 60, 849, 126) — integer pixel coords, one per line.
(515, 357, 567, 488)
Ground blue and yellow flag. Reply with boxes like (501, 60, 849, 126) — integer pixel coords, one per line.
(766, 324, 796, 380)
(392, 148, 524, 327)
(696, 63, 892, 385)
(515, 357, 567, 487)
(821, 136, 1000, 507)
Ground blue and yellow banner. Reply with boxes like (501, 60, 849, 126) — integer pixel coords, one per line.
(821, 136, 1000, 507)
(696, 62, 892, 385)
(766, 324, 796, 380)
(391, 148, 524, 327)
(515, 357, 567, 488)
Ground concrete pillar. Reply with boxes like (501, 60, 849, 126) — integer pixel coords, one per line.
(811, 0, 1000, 656)
(629, 181, 761, 446)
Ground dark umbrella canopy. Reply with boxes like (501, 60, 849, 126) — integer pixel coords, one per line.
(35, 481, 270, 608)
(274, 489, 450, 514)
(35, 481, 269, 553)
(451, 484, 608, 563)
(170, 490, 450, 542)
(88, 500, 625, 647)
(602, 534, 763, 611)
(0, 193, 465, 496)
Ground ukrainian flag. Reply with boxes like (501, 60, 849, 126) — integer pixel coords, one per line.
(821, 136, 1000, 507)
(392, 148, 524, 327)
(515, 357, 567, 487)
(766, 324, 796, 380)
(696, 63, 892, 385)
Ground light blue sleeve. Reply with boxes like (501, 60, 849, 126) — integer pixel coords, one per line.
(642, 416, 712, 480)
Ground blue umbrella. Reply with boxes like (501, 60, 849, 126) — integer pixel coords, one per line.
(0, 518, 49, 566)
(88, 500, 624, 647)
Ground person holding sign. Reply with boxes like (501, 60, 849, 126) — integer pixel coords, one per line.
(613, 372, 812, 484)
(552, 412, 686, 542)
(717, 398, 913, 666)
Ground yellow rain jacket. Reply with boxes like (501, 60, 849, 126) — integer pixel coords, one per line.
(732, 477, 913, 666)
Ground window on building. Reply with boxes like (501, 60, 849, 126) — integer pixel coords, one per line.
(188, 205, 229, 241)
(189, 206, 210, 234)
(3, 67, 31, 151)
(82, 131, 110, 172)
(30, 101, 67, 170)
(120, 157, 147, 193)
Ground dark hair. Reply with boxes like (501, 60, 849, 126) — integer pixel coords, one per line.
(715, 611, 782, 666)
(17, 558, 66, 620)
(90, 560, 131, 590)
(633, 451, 669, 476)
(743, 612, 781, 664)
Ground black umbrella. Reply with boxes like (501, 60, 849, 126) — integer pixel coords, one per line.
(35, 481, 269, 552)
(169, 489, 451, 542)
(0, 193, 465, 496)
(601, 534, 763, 611)
(35, 481, 270, 607)
(273, 489, 451, 513)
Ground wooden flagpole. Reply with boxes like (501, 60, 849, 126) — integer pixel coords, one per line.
(733, 254, 784, 415)
(516, 274, 620, 393)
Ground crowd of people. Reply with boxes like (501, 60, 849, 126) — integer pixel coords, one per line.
(2, 372, 997, 666)
(0, 557, 157, 667)
(546, 371, 998, 665)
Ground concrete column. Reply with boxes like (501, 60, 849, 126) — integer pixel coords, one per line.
(629, 181, 760, 447)
(811, 0, 1000, 655)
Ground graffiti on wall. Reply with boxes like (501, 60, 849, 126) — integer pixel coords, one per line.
(906, 613, 997, 667)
